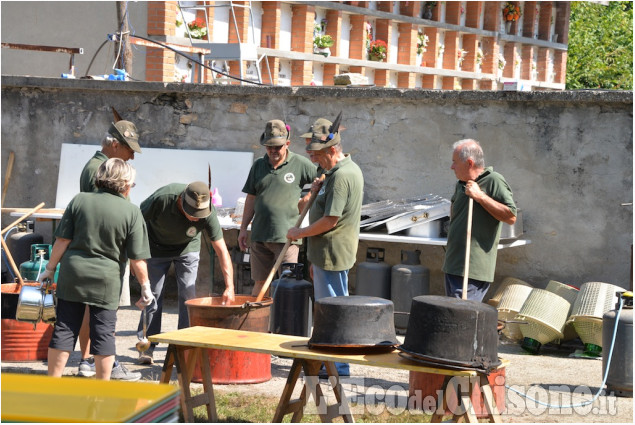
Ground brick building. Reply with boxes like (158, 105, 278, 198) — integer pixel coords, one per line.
(147, 1, 570, 90)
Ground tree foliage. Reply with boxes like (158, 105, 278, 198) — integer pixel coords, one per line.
(566, 1, 633, 90)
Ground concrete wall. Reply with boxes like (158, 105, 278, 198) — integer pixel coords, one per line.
(1, 2, 147, 80)
(1, 77, 632, 298)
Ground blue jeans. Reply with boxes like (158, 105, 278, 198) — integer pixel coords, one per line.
(444, 273, 490, 302)
(137, 252, 199, 346)
(312, 265, 350, 376)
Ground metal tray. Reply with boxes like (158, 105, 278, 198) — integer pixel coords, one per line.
(384, 198, 451, 234)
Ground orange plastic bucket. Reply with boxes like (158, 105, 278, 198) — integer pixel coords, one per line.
(408, 367, 506, 417)
(185, 295, 272, 384)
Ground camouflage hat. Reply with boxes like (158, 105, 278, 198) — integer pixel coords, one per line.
(260, 119, 289, 146)
(108, 120, 142, 153)
(181, 181, 212, 219)
(301, 118, 341, 151)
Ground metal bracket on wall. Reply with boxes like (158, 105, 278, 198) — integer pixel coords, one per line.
(1, 43, 83, 77)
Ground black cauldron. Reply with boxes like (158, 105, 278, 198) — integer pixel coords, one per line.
(398, 295, 500, 371)
(308, 295, 399, 349)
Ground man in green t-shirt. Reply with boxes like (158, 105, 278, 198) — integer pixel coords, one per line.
(76, 119, 143, 381)
(287, 116, 364, 377)
(79, 120, 142, 192)
(136, 181, 235, 364)
(442, 139, 517, 302)
(238, 119, 318, 296)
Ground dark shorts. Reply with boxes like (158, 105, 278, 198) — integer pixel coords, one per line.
(444, 273, 490, 302)
(49, 298, 117, 356)
(250, 241, 299, 281)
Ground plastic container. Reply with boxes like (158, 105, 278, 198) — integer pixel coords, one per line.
(496, 283, 533, 341)
(390, 250, 429, 334)
(355, 248, 391, 299)
(516, 289, 570, 354)
(486, 276, 531, 307)
(568, 281, 621, 354)
(545, 280, 580, 341)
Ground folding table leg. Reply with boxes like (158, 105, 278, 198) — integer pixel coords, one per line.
(272, 358, 306, 422)
(173, 346, 196, 423)
(430, 376, 451, 423)
(479, 373, 502, 423)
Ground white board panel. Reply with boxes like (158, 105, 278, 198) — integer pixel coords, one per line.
(55, 144, 254, 210)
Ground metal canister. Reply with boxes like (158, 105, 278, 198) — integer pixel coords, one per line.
(602, 292, 633, 397)
(355, 247, 391, 299)
(19, 244, 59, 282)
(270, 263, 313, 337)
(391, 250, 430, 334)
(5, 222, 43, 282)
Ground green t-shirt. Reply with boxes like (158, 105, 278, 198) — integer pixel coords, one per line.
(79, 151, 108, 193)
(242, 151, 318, 243)
(308, 155, 364, 271)
(55, 190, 151, 310)
(442, 167, 517, 282)
(141, 183, 224, 257)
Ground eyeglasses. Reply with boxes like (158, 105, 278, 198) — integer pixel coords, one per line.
(266, 145, 284, 151)
(130, 183, 136, 188)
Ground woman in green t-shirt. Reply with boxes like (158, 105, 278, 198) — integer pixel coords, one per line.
(39, 158, 155, 380)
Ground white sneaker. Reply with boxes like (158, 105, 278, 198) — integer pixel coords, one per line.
(77, 357, 96, 377)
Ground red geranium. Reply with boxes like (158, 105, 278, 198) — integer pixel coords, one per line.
(369, 39, 388, 60)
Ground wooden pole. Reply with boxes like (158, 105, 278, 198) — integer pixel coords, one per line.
(1, 202, 45, 235)
(1, 237, 25, 286)
(461, 198, 474, 300)
(255, 175, 324, 302)
(2, 151, 15, 206)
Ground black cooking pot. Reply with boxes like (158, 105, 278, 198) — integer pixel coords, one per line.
(308, 295, 399, 349)
(398, 295, 500, 371)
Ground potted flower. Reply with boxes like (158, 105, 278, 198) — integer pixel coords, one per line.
(368, 39, 387, 61)
(498, 53, 507, 75)
(187, 18, 208, 39)
(313, 34, 334, 57)
(457, 48, 468, 68)
(502, 2, 522, 34)
(416, 31, 429, 55)
(476, 47, 484, 68)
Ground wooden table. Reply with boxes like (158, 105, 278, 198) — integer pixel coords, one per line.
(149, 326, 503, 423)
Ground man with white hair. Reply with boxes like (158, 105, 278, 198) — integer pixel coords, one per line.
(75, 119, 143, 381)
(443, 139, 517, 302)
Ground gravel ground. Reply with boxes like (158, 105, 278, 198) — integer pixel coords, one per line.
(2, 299, 632, 423)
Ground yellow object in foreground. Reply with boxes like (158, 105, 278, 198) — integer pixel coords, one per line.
(1, 373, 179, 422)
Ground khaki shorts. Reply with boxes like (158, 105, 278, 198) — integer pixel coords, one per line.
(250, 241, 299, 281)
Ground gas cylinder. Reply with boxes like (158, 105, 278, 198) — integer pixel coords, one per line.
(602, 291, 633, 397)
(355, 247, 392, 299)
(270, 263, 313, 337)
(391, 250, 430, 334)
(19, 244, 59, 282)
(6, 222, 43, 277)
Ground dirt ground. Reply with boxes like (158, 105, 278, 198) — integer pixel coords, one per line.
(2, 299, 633, 423)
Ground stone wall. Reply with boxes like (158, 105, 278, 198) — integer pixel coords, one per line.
(1, 77, 632, 297)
